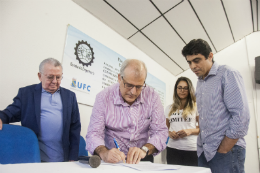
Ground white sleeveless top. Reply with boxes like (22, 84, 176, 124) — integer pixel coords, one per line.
(165, 104, 198, 151)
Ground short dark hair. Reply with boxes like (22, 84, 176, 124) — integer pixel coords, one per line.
(182, 39, 214, 62)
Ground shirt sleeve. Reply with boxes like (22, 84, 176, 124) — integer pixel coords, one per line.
(147, 92, 168, 155)
(85, 92, 106, 155)
(68, 92, 81, 161)
(223, 70, 250, 139)
(0, 88, 22, 123)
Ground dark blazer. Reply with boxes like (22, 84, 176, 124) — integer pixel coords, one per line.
(0, 83, 81, 161)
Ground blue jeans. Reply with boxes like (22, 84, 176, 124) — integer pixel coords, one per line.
(198, 145, 245, 173)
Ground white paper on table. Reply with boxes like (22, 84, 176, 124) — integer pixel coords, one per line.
(101, 160, 124, 166)
(119, 162, 181, 171)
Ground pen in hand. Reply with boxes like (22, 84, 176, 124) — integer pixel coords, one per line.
(113, 138, 125, 163)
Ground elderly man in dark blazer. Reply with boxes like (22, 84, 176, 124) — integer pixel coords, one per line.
(0, 58, 81, 162)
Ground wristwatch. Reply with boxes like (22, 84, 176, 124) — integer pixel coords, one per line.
(141, 146, 149, 157)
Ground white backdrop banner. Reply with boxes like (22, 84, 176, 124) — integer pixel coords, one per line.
(61, 25, 166, 107)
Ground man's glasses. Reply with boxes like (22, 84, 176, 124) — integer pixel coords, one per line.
(177, 86, 189, 91)
(42, 74, 63, 82)
(121, 77, 146, 91)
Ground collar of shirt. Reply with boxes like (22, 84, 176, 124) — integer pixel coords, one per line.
(42, 88, 60, 94)
(198, 62, 219, 81)
(113, 83, 144, 106)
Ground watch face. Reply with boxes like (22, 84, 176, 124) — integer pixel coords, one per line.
(142, 146, 149, 152)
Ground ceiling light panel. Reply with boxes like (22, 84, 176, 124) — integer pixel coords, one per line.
(73, 0, 137, 38)
(152, 0, 183, 14)
(129, 32, 183, 75)
(141, 17, 189, 70)
(222, 0, 253, 41)
(190, 0, 234, 51)
(165, 0, 216, 53)
(106, 0, 161, 29)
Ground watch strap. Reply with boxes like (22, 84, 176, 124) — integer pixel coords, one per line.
(141, 146, 149, 157)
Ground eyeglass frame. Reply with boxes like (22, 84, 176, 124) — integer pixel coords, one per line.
(121, 77, 146, 91)
(177, 86, 189, 91)
(41, 73, 63, 82)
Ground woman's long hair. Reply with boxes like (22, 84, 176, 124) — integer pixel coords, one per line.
(168, 77, 196, 119)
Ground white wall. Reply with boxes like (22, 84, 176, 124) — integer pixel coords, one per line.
(177, 32, 260, 173)
(0, 0, 176, 163)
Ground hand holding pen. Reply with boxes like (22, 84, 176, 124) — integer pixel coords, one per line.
(96, 144, 126, 163)
(114, 138, 125, 163)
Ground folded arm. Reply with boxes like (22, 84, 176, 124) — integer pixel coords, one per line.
(86, 93, 126, 163)
(177, 115, 200, 138)
(146, 92, 168, 155)
(0, 88, 23, 129)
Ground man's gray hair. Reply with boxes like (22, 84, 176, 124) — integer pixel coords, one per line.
(39, 58, 63, 73)
(120, 59, 147, 79)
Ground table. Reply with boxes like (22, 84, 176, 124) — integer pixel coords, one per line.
(0, 161, 211, 173)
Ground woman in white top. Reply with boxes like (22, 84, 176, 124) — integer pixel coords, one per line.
(165, 76, 199, 166)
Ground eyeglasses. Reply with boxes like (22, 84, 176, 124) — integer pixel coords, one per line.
(42, 74, 63, 82)
(121, 77, 146, 91)
(177, 86, 189, 91)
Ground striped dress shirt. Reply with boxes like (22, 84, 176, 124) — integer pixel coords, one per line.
(196, 62, 250, 161)
(86, 83, 168, 156)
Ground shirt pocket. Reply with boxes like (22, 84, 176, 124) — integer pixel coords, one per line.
(138, 116, 151, 132)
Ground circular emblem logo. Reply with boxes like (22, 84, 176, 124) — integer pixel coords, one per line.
(74, 40, 95, 67)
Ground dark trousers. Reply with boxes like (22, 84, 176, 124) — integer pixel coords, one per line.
(166, 147, 198, 166)
(141, 154, 154, 163)
(198, 145, 245, 173)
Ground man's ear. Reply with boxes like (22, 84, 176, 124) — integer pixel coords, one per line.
(208, 52, 213, 62)
(118, 74, 121, 83)
(38, 72, 42, 82)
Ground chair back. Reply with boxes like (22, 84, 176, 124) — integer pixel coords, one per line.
(78, 136, 88, 156)
(0, 124, 41, 164)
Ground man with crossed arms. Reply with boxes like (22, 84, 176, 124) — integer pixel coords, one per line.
(86, 59, 168, 164)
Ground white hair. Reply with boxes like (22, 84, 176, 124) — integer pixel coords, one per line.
(39, 58, 62, 73)
(120, 59, 147, 79)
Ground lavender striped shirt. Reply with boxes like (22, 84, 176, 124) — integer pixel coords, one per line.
(86, 83, 168, 156)
(196, 62, 250, 161)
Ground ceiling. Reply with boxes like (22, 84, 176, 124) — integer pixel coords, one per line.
(72, 0, 259, 76)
